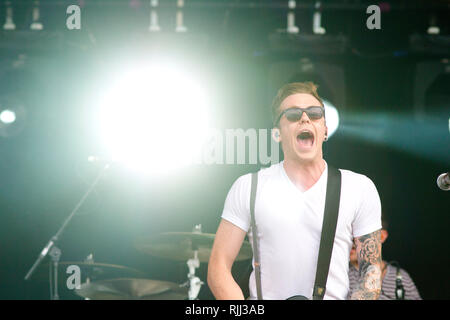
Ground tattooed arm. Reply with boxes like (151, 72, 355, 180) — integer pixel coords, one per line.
(350, 230, 382, 300)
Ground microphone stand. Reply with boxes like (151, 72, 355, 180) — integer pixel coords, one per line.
(24, 163, 110, 300)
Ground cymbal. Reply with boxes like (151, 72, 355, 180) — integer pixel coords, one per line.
(75, 278, 188, 300)
(135, 232, 253, 263)
(34, 261, 145, 282)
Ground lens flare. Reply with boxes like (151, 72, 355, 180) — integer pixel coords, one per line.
(98, 62, 210, 174)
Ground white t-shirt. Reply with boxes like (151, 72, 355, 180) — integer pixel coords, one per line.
(221, 161, 382, 300)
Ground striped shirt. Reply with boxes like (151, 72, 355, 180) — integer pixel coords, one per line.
(347, 262, 422, 300)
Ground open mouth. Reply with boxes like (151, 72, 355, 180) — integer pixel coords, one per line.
(296, 130, 314, 148)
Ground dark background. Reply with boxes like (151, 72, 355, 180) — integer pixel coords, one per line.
(0, 0, 449, 300)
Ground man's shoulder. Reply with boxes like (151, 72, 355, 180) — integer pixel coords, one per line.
(230, 162, 281, 188)
(387, 263, 415, 280)
(258, 162, 282, 177)
(237, 162, 282, 180)
(339, 168, 377, 188)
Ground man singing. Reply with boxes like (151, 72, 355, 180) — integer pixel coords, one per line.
(208, 82, 382, 300)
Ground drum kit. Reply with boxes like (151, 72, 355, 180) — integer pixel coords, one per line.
(24, 165, 252, 300)
(35, 224, 252, 300)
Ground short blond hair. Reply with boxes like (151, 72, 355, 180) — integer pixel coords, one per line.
(271, 82, 324, 126)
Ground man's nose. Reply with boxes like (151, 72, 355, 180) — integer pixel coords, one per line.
(300, 110, 311, 123)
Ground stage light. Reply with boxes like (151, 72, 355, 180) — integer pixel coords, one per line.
(338, 111, 450, 166)
(427, 14, 440, 35)
(313, 1, 326, 35)
(3, 1, 16, 31)
(30, 0, 44, 30)
(176, 0, 188, 33)
(323, 99, 339, 138)
(149, 0, 161, 32)
(287, 0, 299, 34)
(0, 96, 26, 137)
(98, 62, 210, 174)
(0, 109, 16, 124)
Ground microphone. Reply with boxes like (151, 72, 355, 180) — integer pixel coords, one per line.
(437, 172, 450, 191)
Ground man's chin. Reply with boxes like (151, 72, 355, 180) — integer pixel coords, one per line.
(293, 150, 318, 163)
(283, 145, 322, 164)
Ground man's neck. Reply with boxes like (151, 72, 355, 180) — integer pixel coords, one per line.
(283, 158, 326, 192)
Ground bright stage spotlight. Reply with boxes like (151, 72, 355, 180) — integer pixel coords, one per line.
(0, 96, 26, 137)
(98, 62, 210, 174)
(323, 99, 339, 138)
(0, 109, 16, 124)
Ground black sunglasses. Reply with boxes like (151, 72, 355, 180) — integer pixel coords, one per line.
(275, 106, 325, 126)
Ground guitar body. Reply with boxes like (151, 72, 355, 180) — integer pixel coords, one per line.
(286, 295, 309, 300)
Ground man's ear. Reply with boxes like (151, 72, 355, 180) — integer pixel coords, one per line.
(272, 128, 281, 143)
(381, 229, 388, 244)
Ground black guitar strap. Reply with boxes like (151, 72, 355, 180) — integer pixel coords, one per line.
(312, 165, 341, 300)
(250, 171, 263, 300)
(249, 165, 341, 300)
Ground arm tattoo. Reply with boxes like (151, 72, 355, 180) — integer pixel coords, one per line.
(350, 230, 382, 300)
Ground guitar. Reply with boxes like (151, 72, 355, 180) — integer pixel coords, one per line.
(287, 295, 309, 300)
